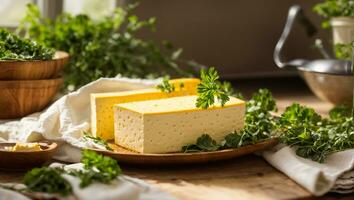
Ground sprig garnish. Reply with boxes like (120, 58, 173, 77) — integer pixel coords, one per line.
(22, 150, 122, 196)
(196, 67, 230, 109)
(156, 77, 175, 93)
(83, 132, 113, 151)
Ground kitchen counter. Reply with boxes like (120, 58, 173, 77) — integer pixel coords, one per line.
(0, 77, 352, 200)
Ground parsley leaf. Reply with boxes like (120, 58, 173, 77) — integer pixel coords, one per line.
(279, 104, 354, 162)
(156, 77, 175, 93)
(182, 134, 219, 152)
(23, 167, 72, 196)
(23, 150, 122, 195)
(196, 67, 230, 109)
(70, 149, 122, 187)
(83, 132, 113, 151)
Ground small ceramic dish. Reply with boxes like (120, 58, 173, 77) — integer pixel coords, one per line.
(0, 141, 58, 171)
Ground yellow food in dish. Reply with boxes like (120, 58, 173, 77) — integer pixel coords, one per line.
(114, 95, 245, 153)
(11, 142, 42, 151)
(90, 78, 200, 140)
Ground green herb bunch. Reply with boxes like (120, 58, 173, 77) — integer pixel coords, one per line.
(18, 3, 199, 92)
(279, 104, 354, 162)
(23, 150, 122, 196)
(83, 132, 113, 151)
(69, 150, 122, 187)
(0, 28, 54, 61)
(183, 88, 277, 152)
(334, 43, 353, 60)
(156, 77, 176, 93)
(313, 0, 354, 28)
(23, 167, 72, 196)
(195, 67, 230, 109)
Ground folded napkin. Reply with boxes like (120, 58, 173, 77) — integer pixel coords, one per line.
(263, 145, 354, 196)
(0, 163, 176, 200)
(0, 76, 160, 162)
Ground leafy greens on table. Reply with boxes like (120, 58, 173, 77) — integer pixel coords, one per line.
(18, 3, 201, 92)
(0, 28, 54, 61)
(22, 150, 122, 196)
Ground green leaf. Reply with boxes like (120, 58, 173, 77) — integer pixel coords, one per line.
(156, 76, 175, 93)
(196, 67, 230, 109)
(83, 131, 113, 151)
(23, 168, 72, 196)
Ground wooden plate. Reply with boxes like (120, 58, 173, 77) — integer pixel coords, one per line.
(0, 51, 69, 80)
(0, 142, 58, 171)
(91, 139, 278, 165)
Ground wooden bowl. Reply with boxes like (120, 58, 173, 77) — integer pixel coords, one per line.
(0, 142, 58, 171)
(0, 51, 69, 80)
(0, 78, 63, 119)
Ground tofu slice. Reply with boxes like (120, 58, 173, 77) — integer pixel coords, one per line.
(114, 95, 245, 153)
(91, 78, 200, 140)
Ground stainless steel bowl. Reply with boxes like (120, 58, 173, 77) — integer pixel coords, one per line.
(274, 5, 354, 106)
(299, 70, 353, 105)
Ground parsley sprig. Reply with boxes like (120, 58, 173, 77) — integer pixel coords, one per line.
(156, 77, 175, 93)
(196, 67, 230, 109)
(279, 104, 354, 162)
(22, 150, 122, 196)
(69, 150, 122, 187)
(23, 168, 72, 196)
(83, 132, 113, 151)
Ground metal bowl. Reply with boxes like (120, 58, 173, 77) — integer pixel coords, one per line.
(299, 69, 353, 105)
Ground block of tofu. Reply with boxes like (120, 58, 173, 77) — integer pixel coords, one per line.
(114, 96, 245, 153)
(91, 78, 200, 140)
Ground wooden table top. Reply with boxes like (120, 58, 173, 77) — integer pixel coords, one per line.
(0, 77, 353, 200)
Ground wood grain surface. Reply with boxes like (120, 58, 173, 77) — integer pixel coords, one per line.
(0, 78, 63, 119)
(0, 142, 58, 171)
(0, 51, 69, 80)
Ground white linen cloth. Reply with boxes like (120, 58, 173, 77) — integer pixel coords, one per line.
(263, 145, 354, 196)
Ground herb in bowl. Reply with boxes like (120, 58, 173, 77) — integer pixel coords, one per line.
(313, 0, 354, 28)
(0, 28, 54, 61)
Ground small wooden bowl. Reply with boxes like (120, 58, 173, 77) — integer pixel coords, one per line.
(0, 51, 69, 80)
(0, 142, 58, 171)
(0, 78, 63, 119)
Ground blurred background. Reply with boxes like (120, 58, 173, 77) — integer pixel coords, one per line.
(0, 0, 328, 79)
